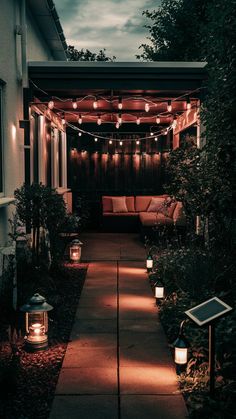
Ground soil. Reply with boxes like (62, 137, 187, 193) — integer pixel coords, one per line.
(0, 261, 88, 419)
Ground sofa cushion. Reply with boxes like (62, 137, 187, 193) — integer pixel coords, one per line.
(147, 197, 165, 212)
(103, 212, 139, 217)
(139, 212, 174, 227)
(102, 196, 135, 213)
(112, 196, 128, 213)
(135, 195, 168, 212)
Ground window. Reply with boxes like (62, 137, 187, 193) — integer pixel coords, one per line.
(0, 83, 4, 195)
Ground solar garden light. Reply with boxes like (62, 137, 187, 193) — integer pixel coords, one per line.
(154, 279, 164, 301)
(20, 293, 53, 351)
(70, 239, 83, 263)
(146, 254, 153, 272)
(173, 320, 189, 374)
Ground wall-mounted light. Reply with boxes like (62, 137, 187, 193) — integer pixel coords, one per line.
(61, 113, 66, 125)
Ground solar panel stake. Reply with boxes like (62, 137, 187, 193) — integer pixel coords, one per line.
(209, 323, 215, 398)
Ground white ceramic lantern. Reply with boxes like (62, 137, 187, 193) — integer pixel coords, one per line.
(20, 293, 53, 351)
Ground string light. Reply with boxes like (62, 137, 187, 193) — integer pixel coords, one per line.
(97, 115, 102, 125)
(109, 140, 113, 144)
(187, 97, 191, 110)
(119, 141, 123, 146)
(78, 114, 82, 125)
(145, 103, 150, 112)
(136, 117, 141, 125)
(118, 97, 123, 110)
(150, 132, 154, 136)
(61, 113, 66, 125)
(172, 116, 178, 130)
(136, 140, 140, 145)
(167, 100, 172, 112)
(93, 97, 98, 109)
(155, 137, 158, 142)
(156, 116, 161, 124)
(118, 114, 122, 125)
(94, 137, 98, 142)
(78, 132, 82, 137)
(48, 100, 54, 110)
(72, 98, 78, 109)
(116, 121, 120, 129)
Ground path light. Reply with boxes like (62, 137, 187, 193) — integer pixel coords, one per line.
(173, 320, 189, 369)
(70, 239, 83, 263)
(20, 294, 53, 351)
(146, 254, 153, 272)
(154, 279, 164, 300)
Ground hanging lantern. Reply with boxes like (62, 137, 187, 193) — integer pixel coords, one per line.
(20, 293, 53, 351)
(146, 254, 153, 272)
(70, 239, 83, 263)
(173, 321, 189, 366)
(154, 279, 164, 300)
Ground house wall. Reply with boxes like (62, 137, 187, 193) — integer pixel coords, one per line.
(26, 9, 53, 61)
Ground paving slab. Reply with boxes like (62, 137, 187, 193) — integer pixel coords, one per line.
(75, 306, 117, 319)
(119, 319, 162, 333)
(56, 368, 118, 394)
(69, 333, 117, 348)
(78, 295, 117, 308)
(50, 396, 119, 419)
(120, 395, 188, 419)
(71, 319, 117, 334)
(63, 347, 117, 368)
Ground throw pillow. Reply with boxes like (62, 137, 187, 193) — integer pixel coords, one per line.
(112, 196, 128, 213)
(147, 197, 165, 212)
(157, 198, 177, 218)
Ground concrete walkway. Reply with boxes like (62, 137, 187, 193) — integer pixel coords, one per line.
(50, 234, 188, 419)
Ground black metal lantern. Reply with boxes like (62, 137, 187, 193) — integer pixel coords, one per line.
(20, 293, 53, 351)
(173, 320, 189, 366)
(70, 239, 83, 263)
(154, 279, 164, 300)
(146, 254, 153, 272)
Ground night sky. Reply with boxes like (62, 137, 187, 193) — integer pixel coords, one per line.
(54, 0, 160, 61)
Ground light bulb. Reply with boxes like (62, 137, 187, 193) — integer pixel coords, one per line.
(109, 140, 113, 145)
(94, 137, 98, 142)
(48, 100, 54, 110)
(167, 100, 172, 112)
(119, 141, 123, 146)
(61, 114, 66, 125)
(145, 103, 150, 112)
(136, 140, 140, 145)
(78, 115, 82, 125)
(150, 132, 154, 136)
(78, 132, 82, 137)
(172, 117, 177, 129)
(118, 97, 123, 110)
(116, 121, 120, 129)
(72, 99, 77, 109)
(136, 117, 141, 125)
(93, 98, 98, 109)
(118, 114, 122, 124)
(156, 116, 160, 124)
(154, 137, 158, 142)
(187, 98, 191, 110)
(97, 115, 102, 125)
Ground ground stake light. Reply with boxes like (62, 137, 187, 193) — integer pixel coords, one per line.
(70, 239, 83, 263)
(173, 320, 189, 371)
(146, 254, 153, 272)
(154, 279, 164, 300)
(20, 293, 53, 351)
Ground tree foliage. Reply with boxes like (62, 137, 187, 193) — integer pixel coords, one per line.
(66, 46, 116, 62)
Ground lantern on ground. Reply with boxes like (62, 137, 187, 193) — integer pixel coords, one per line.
(20, 293, 53, 351)
(70, 239, 83, 263)
(173, 320, 189, 370)
(154, 279, 164, 300)
(146, 254, 153, 272)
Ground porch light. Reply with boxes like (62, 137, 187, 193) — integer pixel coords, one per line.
(93, 98, 98, 109)
(72, 99, 78, 109)
(118, 97, 123, 110)
(70, 239, 83, 263)
(156, 116, 160, 124)
(145, 102, 150, 112)
(167, 100, 172, 112)
(187, 97, 191, 110)
(173, 320, 189, 366)
(78, 115, 82, 124)
(136, 116, 141, 125)
(48, 100, 54, 110)
(20, 294, 53, 351)
(146, 254, 153, 272)
(97, 115, 102, 125)
(154, 279, 164, 300)
(118, 114, 122, 124)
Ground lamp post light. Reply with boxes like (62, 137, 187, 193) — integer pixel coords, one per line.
(146, 254, 153, 272)
(173, 320, 189, 374)
(69, 239, 83, 263)
(20, 293, 53, 351)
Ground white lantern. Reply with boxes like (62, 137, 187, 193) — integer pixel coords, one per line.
(70, 239, 83, 263)
(154, 280, 164, 299)
(173, 321, 189, 367)
(146, 254, 153, 272)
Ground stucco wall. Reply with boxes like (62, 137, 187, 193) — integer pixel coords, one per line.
(26, 9, 53, 61)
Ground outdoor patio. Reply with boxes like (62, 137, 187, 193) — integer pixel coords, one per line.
(50, 234, 188, 419)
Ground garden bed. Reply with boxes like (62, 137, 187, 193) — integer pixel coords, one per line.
(0, 262, 87, 419)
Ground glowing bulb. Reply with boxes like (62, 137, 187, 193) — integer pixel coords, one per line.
(93, 98, 98, 109)
(48, 100, 54, 110)
(187, 98, 191, 110)
(97, 115, 102, 125)
(116, 122, 120, 129)
(155, 137, 158, 142)
(136, 117, 141, 125)
(136, 140, 140, 145)
(109, 140, 113, 145)
(163, 129, 168, 135)
(78, 115, 82, 125)
(119, 141, 123, 146)
(145, 103, 150, 112)
(150, 132, 154, 136)
(172, 117, 178, 129)
(167, 100, 172, 112)
(156, 116, 161, 124)
(118, 97, 123, 110)
(61, 114, 66, 125)
(72, 99, 77, 109)
(118, 114, 122, 124)
(94, 137, 98, 142)
(78, 132, 82, 137)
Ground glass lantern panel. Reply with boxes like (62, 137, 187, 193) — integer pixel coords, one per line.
(175, 347, 188, 365)
(146, 259, 153, 269)
(155, 286, 164, 298)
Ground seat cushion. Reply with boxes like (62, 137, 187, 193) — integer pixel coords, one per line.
(135, 195, 168, 212)
(103, 212, 139, 217)
(139, 212, 174, 227)
(102, 196, 135, 213)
